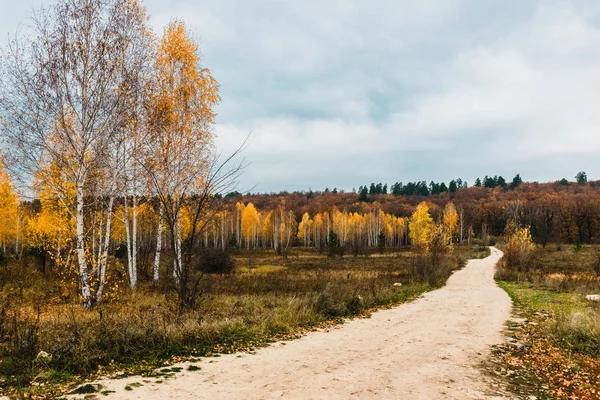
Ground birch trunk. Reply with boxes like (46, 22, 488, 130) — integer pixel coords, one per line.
(153, 203, 164, 282)
(76, 182, 92, 308)
(131, 191, 138, 288)
(173, 212, 182, 285)
(96, 195, 114, 302)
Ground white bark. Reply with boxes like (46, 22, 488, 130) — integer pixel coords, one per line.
(131, 173, 138, 288)
(153, 203, 164, 282)
(76, 182, 92, 308)
(123, 192, 138, 289)
(96, 195, 114, 302)
(173, 212, 182, 285)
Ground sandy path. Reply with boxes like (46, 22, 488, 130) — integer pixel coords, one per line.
(80, 247, 511, 400)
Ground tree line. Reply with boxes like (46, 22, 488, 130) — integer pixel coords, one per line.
(356, 174, 519, 201)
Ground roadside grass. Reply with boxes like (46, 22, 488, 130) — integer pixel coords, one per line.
(494, 245, 600, 399)
(0, 245, 488, 398)
(498, 281, 590, 315)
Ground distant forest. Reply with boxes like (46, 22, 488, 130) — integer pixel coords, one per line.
(222, 171, 599, 245)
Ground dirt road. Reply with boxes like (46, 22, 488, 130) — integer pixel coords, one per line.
(79, 247, 511, 399)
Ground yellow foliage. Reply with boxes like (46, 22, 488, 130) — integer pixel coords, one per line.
(443, 202, 459, 244)
(298, 212, 312, 245)
(242, 203, 259, 245)
(263, 210, 274, 239)
(409, 202, 433, 251)
(0, 162, 19, 246)
(111, 202, 158, 243)
(505, 225, 536, 272)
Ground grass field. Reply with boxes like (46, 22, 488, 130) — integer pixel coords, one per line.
(0, 245, 488, 398)
(494, 245, 600, 399)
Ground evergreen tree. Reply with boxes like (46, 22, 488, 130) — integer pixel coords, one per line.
(377, 232, 386, 254)
(358, 186, 369, 202)
(474, 178, 482, 187)
(430, 181, 440, 195)
(391, 182, 403, 196)
(575, 171, 587, 185)
(497, 176, 507, 188)
(327, 229, 341, 257)
(449, 180, 457, 193)
(484, 176, 496, 188)
(510, 174, 523, 190)
(369, 183, 377, 195)
(440, 182, 448, 192)
(382, 184, 388, 194)
(418, 181, 430, 196)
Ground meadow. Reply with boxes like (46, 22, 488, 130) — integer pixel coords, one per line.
(0, 245, 488, 397)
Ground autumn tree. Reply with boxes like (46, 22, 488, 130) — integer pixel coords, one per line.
(443, 202, 459, 245)
(1, 0, 151, 308)
(504, 224, 535, 273)
(0, 161, 19, 261)
(298, 212, 312, 247)
(409, 202, 433, 251)
(241, 202, 260, 248)
(143, 20, 243, 308)
(26, 166, 76, 274)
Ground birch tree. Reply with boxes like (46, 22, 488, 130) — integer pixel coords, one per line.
(443, 202, 459, 245)
(1, 0, 151, 308)
(409, 202, 433, 251)
(143, 20, 244, 308)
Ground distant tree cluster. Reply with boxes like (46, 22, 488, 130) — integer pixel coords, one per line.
(357, 178, 468, 201)
(473, 174, 522, 190)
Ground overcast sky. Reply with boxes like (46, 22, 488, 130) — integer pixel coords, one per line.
(2, 1, 599, 193)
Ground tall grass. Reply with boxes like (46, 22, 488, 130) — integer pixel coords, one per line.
(495, 244, 600, 356)
(0, 245, 486, 388)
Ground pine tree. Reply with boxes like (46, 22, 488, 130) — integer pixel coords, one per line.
(358, 186, 369, 202)
(449, 180, 457, 193)
(510, 174, 523, 190)
(575, 171, 587, 185)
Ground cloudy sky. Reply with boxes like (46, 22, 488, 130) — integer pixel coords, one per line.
(2, 1, 599, 192)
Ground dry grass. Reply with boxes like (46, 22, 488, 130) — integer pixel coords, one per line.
(0, 245, 487, 395)
(495, 245, 600, 398)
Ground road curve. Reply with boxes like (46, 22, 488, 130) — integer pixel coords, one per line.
(76, 247, 511, 399)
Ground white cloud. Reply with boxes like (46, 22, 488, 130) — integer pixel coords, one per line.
(3, 0, 600, 191)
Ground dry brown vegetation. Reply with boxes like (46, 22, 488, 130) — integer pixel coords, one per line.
(0, 245, 488, 397)
(494, 244, 600, 399)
